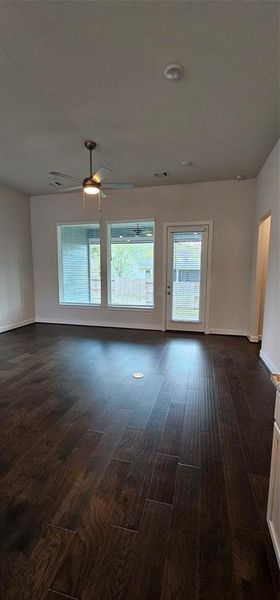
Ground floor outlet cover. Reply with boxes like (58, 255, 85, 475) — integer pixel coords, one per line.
(133, 372, 144, 379)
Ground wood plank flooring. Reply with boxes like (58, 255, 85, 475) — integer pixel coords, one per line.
(0, 323, 279, 599)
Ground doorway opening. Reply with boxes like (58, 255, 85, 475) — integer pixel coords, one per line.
(255, 214, 271, 341)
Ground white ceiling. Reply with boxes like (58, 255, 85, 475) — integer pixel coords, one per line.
(0, 0, 278, 195)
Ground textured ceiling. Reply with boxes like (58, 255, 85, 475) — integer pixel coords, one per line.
(0, 0, 279, 195)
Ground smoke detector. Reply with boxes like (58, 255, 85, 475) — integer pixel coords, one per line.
(163, 63, 184, 81)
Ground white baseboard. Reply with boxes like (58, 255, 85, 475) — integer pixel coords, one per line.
(35, 318, 162, 331)
(208, 328, 247, 337)
(35, 320, 250, 336)
(0, 317, 254, 340)
(247, 333, 262, 343)
(0, 318, 35, 334)
(259, 349, 279, 374)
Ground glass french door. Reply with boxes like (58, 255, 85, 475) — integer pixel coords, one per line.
(166, 225, 209, 331)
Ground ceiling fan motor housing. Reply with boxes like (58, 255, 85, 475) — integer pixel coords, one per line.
(83, 176, 100, 190)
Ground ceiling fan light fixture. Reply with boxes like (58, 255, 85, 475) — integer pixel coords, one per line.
(83, 177, 100, 195)
(84, 186, 99, 195)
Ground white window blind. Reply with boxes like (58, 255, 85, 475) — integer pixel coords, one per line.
(57, 224, 101, 304)
(108, 221, 155, 307)
(171, 231, 203, 322)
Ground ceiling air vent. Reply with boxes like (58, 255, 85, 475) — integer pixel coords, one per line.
(154, 171, 168, 178)
(48, 180, 63, 188)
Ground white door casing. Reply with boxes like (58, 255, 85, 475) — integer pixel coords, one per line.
(165, 224, 211, 332)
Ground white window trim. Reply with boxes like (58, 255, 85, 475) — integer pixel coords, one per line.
(56, 222, 101, 307)
(106, 219, 156, 310)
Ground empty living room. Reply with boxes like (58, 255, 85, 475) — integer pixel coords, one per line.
(0, 1, 279, 598)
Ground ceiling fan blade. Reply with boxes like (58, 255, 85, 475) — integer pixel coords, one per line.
(49, 171, 82, 183)
(102, 183, 134, 190)
(56, 186, 83, 193)
(92, 166, 112, 184)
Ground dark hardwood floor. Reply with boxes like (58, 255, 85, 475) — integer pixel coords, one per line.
(0, 323, 279, 599)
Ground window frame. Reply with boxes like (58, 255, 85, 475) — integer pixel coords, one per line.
(56, 222, 102, 307)
(106, 219, 156, 310)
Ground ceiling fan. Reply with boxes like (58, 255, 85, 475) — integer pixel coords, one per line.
(48, 140, 133, 203)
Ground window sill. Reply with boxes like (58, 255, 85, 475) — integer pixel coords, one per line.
(58, 303, 101, 309)
(107, 305, 155, 311)
(58, 303, 155, 312)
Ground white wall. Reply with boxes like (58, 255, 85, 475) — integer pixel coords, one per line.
(31, 178, 255, 334)
(0, 184, 35, 332)
(250, 140, 280, 372)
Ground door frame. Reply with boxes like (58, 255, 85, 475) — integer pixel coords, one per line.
(249, 212, 272, 342)
(161, 221, 213, 332)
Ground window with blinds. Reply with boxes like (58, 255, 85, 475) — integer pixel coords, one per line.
(57, 224, 101, 304)
(108, 221, 155, 307)
(171, 231, 202, 322)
